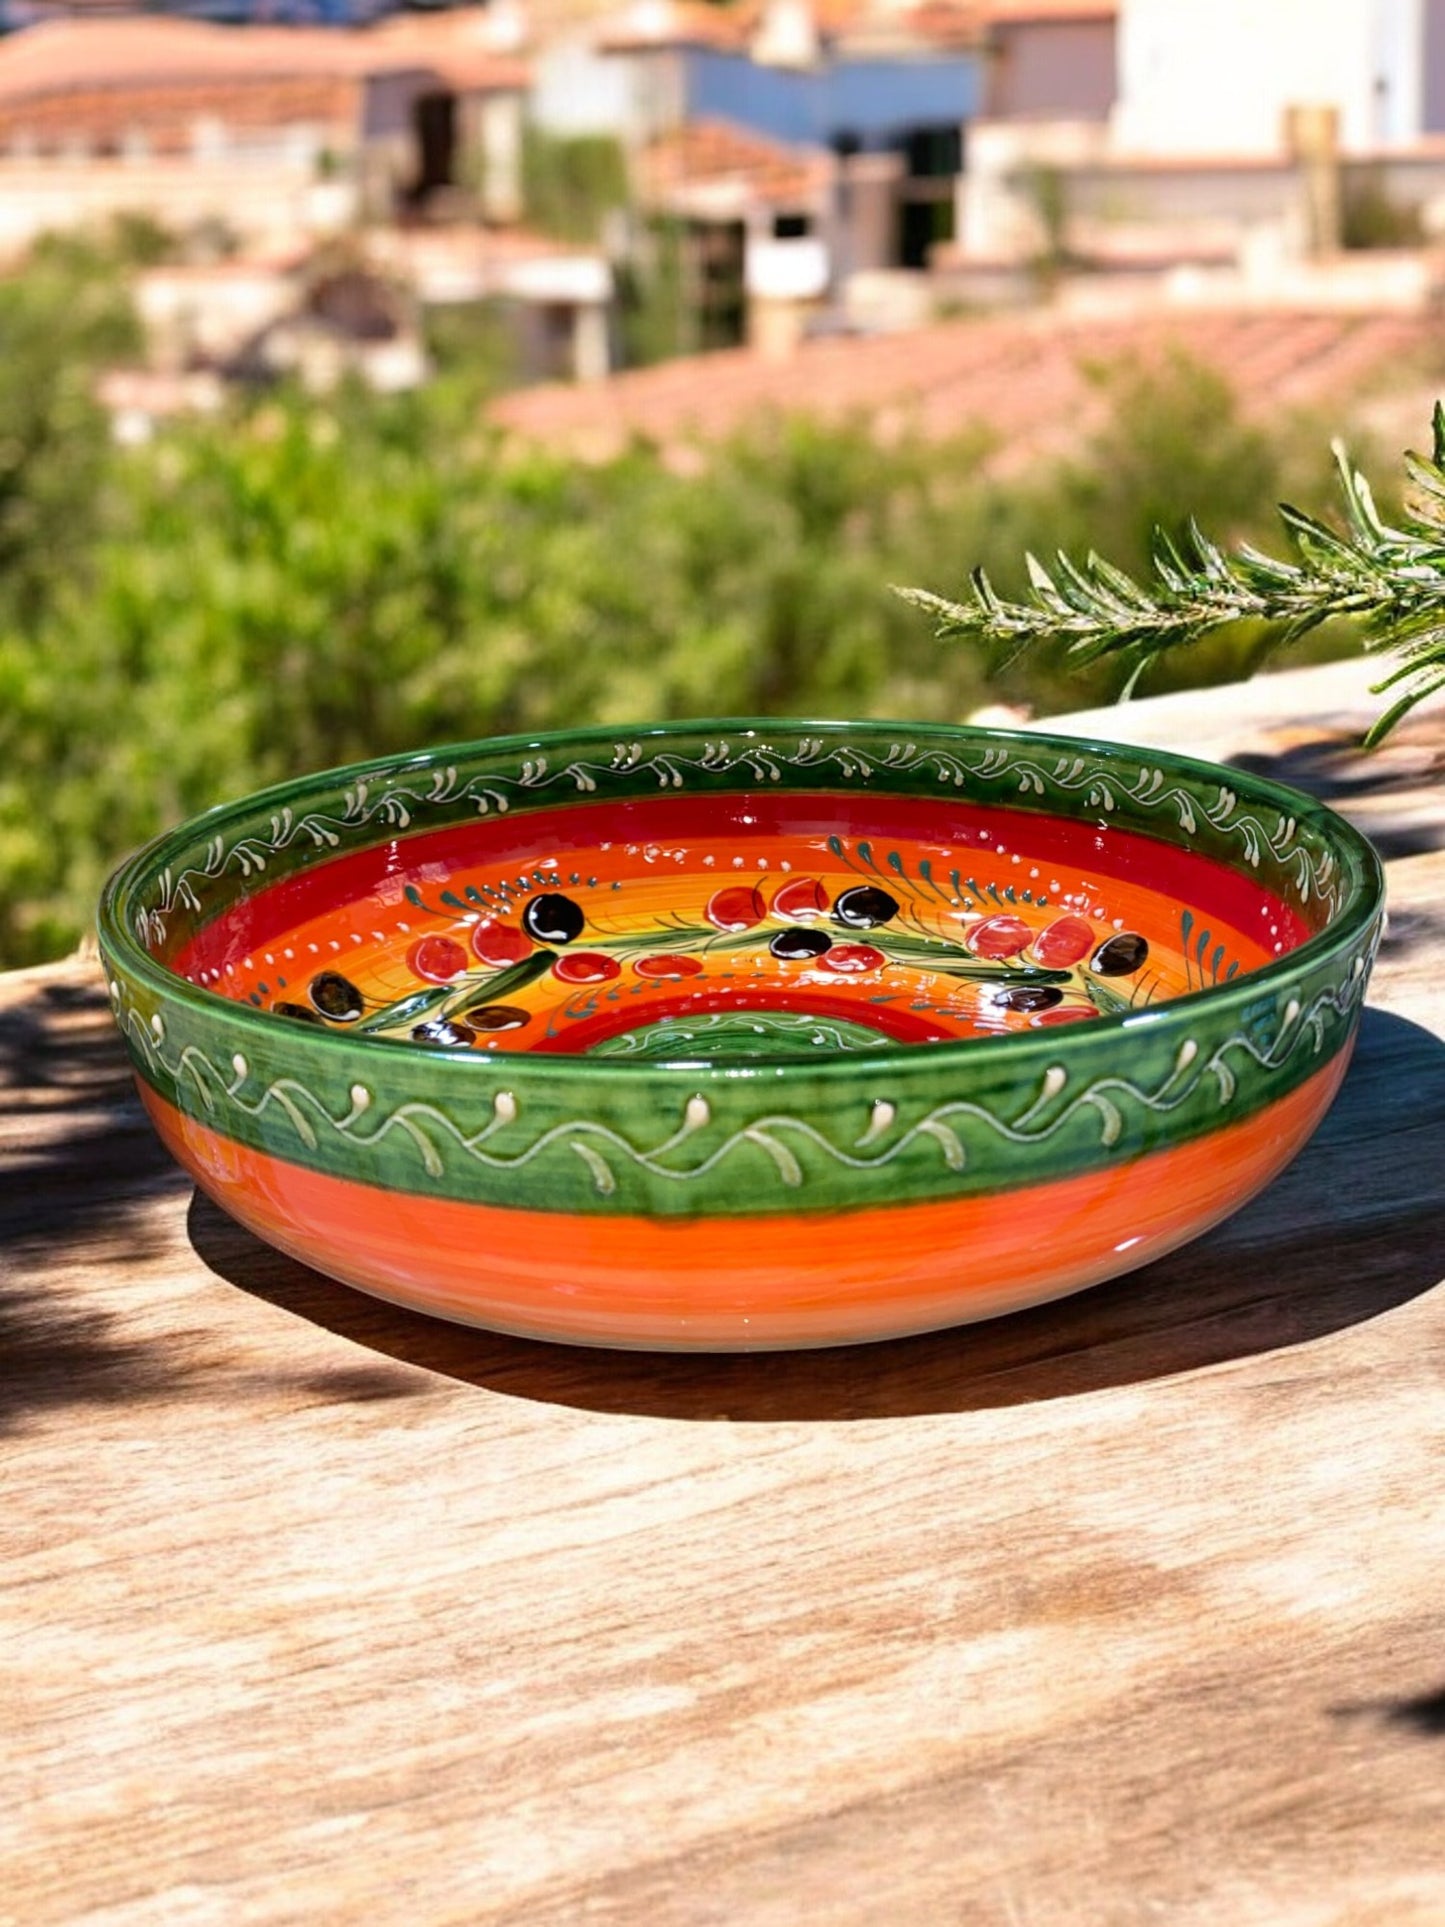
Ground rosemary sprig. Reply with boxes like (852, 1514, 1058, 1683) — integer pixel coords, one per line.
(897, 403, 1445, 744)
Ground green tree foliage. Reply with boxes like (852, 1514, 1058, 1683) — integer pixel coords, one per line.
(902, 367, 1443, 734)
(1053, 353, 1284, 575)
(615, 217, 692, 368)
(422, 298, 524, 392)
(0, 240, 143, 961)
(0, 307, 1368, 966)
(515, 130, 693, 369)
(520, 127, 630, 246)
(938, 353, 1361, 712)
(1340, 164, 1426, 249)
(0, 236, 138, 626)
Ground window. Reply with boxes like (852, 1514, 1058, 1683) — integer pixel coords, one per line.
(900, 124, 963, 181)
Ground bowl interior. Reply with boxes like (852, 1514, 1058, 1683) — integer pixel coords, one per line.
(114, 721, 1373, 1072)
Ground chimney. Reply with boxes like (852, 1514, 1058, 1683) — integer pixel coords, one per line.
(1283, 102, 1341, 258)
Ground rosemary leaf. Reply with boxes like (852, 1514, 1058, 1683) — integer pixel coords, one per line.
(896, 406, 1445, 740)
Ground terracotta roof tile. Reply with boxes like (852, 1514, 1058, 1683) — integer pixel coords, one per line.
(364, 11, 531, 90)
(598, 0, 982, 54)
(638, 117, 832, 209)
(0, 77, 360, 151)
(596, 0, 751, 52)
(982, 0, 1114, 22)
(488, 309, 1436, 466)
(896, 1, 984, 48)
(787, 0, 981, 45)
(0, 17, 528, 106)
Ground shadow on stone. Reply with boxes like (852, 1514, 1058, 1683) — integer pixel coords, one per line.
(1333, 1682, 1445, 1739)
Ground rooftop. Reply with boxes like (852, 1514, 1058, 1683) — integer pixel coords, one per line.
(981, 0, 1114, 22)
(597, 0, 983, 54)
(488, 307, 1435, 464)
(637, 118, 834, 211)
(0, 16, 529, 104)
(596, 0, 752, 52)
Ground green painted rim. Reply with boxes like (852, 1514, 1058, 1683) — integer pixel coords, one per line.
(98, 717, 1384, 1219)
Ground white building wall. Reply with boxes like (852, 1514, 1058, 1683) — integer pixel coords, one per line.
(0, 156, 354, 260)
(1114, 0, 1424, 156)
(1372, 0, 1424, 141)
(531, 36, 637, 137)
(531, 36, 685, 142)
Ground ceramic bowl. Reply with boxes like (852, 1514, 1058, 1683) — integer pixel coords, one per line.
(98, 718, 1383, 1350)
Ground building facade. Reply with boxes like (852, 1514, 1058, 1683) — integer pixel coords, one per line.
(1114, 0, 1445, 155)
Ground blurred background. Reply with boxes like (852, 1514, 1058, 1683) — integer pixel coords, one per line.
(2, 0, 1443, 965)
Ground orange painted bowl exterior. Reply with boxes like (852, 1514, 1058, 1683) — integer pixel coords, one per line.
(98, 718, 1384, 1350)
(142, 1054, 1349, 1349)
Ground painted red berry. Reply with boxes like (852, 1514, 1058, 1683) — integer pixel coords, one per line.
(471, 919, 531, 967)
(771, 877, 830, 920)
(967, 914, 1032, 959)
(408, 935, 469, 983)
(634, 953, 705, 978)
(819, 943, 885, 974)
(552, 951, 621, 985)
(1032, 1005, 1099, 1026)
(705, 885, 766, 932)
(1031, 915, 1095, 967)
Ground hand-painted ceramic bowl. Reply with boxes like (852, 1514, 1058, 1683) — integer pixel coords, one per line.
(98, 719, 1383, 1350)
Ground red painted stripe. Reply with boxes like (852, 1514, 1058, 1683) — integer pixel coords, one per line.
(174, 788, 1310, 980)
(531, 985, 951, 1052)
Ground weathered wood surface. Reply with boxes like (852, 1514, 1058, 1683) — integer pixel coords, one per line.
(3, 661, 1443, 1927)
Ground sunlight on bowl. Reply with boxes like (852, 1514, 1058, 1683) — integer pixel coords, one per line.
(98, 718, 1383, 1350)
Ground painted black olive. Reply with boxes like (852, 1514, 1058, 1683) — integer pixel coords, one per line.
(272, 1000, 323, 1025)
(990, 984, 1064, 1013)
(308, 971, 364, 1021)
(411, 1017, 477, 1048)
(769, 926, 833, 960)
(464, 1004, 532, 1031)
(522, 893, 584, 944)
(1091, 932, 1150, 976)
(833, 885, 900, 930)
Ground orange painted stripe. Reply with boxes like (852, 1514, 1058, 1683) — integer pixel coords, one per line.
(143, 1052, 1349, 1349)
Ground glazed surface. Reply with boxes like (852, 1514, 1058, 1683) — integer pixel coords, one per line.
(140, 1050, 1350, 1348)
(174, 793, 1307, 1063)
(100, 720, 1382, 1251)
